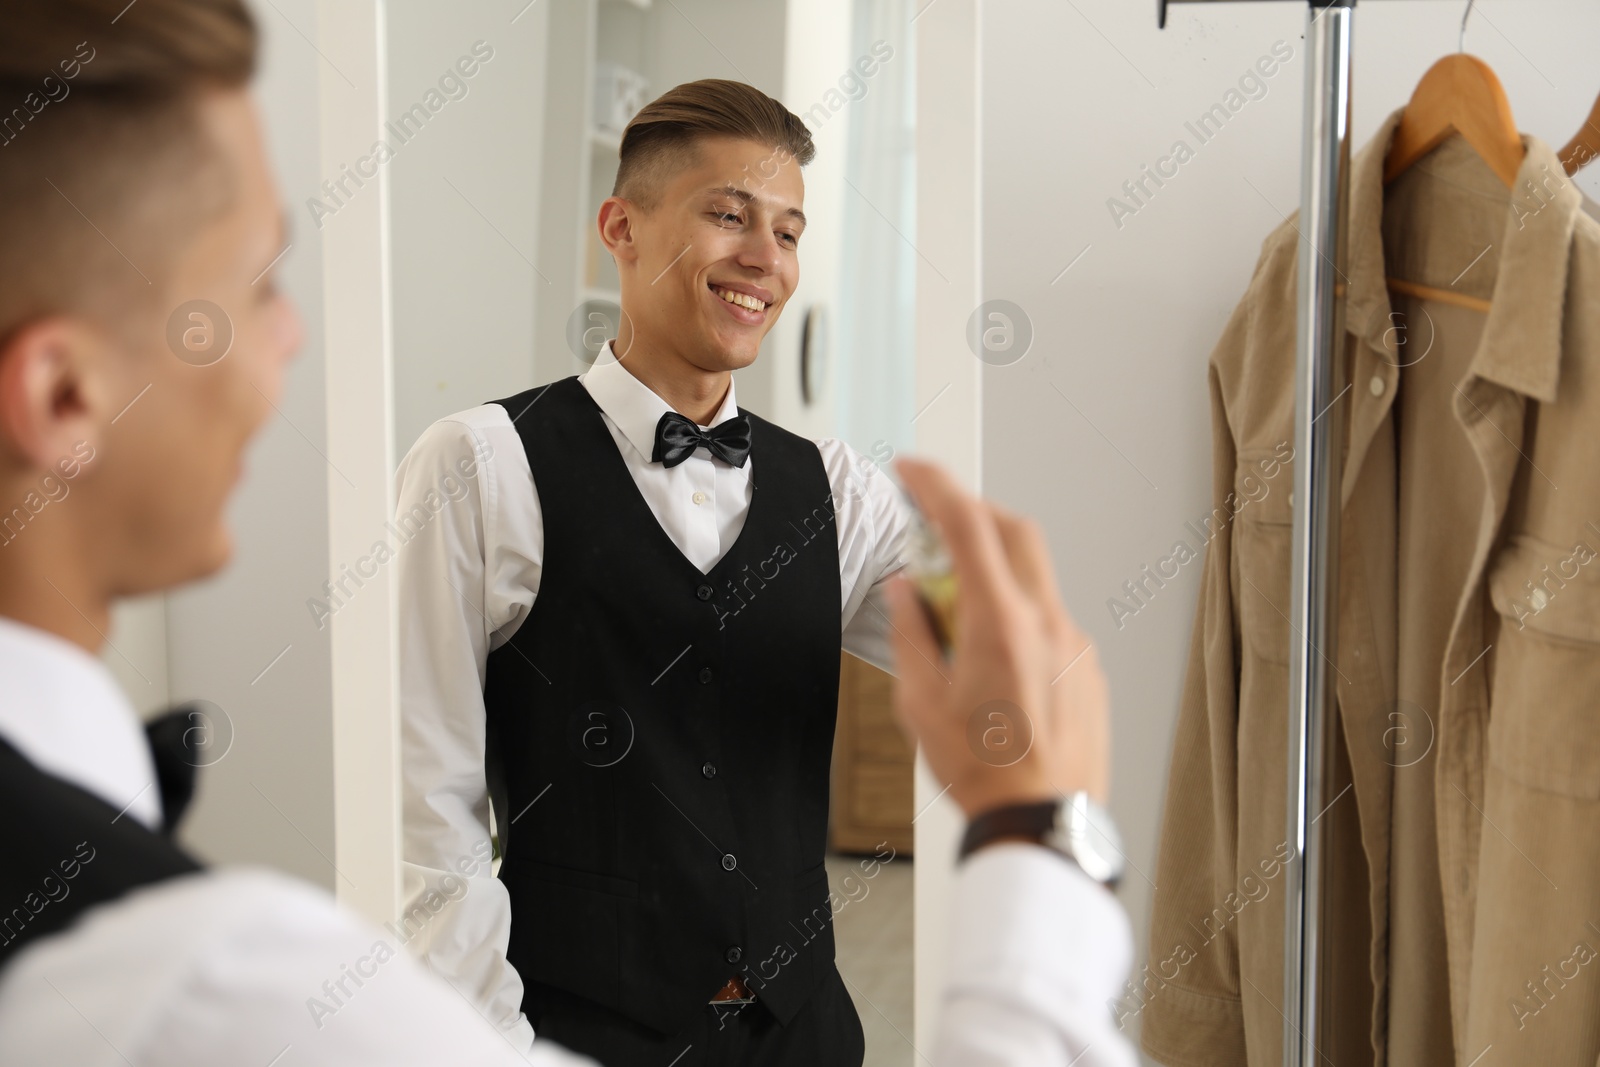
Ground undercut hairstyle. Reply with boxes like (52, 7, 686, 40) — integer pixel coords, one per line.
(613, 78, 815, 214)
(0, 0, 258, 347)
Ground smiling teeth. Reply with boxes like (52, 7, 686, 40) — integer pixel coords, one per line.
(712, 286, 766, 312)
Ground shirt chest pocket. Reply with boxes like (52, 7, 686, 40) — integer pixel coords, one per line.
(1486, 532, 1600, 799)
(1231, 449, 1297, 668)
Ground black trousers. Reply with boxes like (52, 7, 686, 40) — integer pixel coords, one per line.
(527, 968, 865, 1067)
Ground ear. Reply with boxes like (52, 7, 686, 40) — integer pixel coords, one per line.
(0, 317, 104, 473)
(596, 195, 639, 266)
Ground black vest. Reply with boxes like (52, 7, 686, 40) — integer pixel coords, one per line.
(0, 736, 201, 977)
(484, 376, 843, 1036)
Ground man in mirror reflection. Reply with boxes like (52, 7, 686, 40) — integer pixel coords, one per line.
(393, 76, 916, 1066)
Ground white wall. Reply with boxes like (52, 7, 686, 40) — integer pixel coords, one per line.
(388, 0, 549, 458)
(775, 0, 850, 442)
(979, 1, 1600, 1060)
(913, 0, 981, 1055)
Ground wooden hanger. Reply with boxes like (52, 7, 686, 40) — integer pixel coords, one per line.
(1558, 89, 1600, 175)
(1380, 53, 1523, 314)
(1383, 54, 1523, 188)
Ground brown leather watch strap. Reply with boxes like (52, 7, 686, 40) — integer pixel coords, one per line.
(958, 798, 1059, 861)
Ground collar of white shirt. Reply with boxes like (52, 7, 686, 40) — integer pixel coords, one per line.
(579, 341, 743, 463)
(0, 614, 162, 831)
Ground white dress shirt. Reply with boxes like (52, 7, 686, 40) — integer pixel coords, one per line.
(0, 614, 164, 832)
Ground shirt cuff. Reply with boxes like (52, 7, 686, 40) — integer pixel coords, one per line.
(945, 841, 1136, 1037)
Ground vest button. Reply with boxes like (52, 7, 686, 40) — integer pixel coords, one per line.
(725, 945, 743, 964)
(702, 762, 717, 779)
(699, 667, 714, 684)
(696, 583, 714, 601)
(721, 853, 737, 871)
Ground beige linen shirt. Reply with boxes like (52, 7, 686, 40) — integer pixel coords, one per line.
(1140, 107, 1600, 1066)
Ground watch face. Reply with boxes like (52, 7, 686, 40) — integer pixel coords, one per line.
(1058, 794, 1125, 887)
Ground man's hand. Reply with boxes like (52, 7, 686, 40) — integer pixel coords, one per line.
(884, 456, 1110, 820)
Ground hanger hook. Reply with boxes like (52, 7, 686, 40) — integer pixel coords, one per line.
(1459, 0, 1476, 52)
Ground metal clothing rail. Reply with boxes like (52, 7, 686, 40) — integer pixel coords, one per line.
(1157, 3, 1356, 1065)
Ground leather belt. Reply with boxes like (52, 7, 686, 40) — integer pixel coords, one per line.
(708, 974, 755, 1004)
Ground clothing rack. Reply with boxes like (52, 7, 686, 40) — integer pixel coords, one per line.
(1158, 3, 1356, 1065)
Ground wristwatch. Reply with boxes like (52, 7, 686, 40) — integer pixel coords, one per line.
(958, 791, 1125, 889)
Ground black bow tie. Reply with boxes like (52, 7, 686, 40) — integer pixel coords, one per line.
(144, 703, 207, 837)
(652, 411, 753, 469)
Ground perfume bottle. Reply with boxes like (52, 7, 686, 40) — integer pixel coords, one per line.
(904, 504, 958, 658)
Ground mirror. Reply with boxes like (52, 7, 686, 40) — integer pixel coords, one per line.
(380, 1, 917, 1063)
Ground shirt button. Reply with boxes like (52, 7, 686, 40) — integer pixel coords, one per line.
(696, 584, 714, 601)
(1369, 375, 1385, 396)
(725, 945, 743, 964)
(699, 667, 714, 684)
(692, 491, 707, 505)
(722, 853, 738, 871)
(702, 762, 717, 779)
(1530, 588, 1550, 612)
